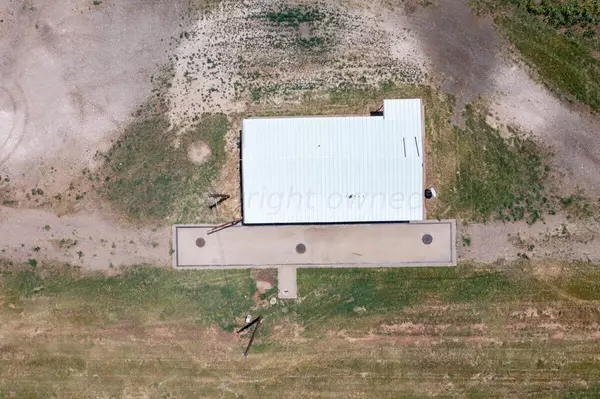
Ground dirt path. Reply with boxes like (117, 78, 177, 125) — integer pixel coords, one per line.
(3, 203, 598, 269)
(460, 214, 600, 264)
(0, 206, 170, 270)
(491, 64, 600, 197)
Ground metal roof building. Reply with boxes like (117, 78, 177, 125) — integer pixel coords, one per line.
(241, 99, 425, 224)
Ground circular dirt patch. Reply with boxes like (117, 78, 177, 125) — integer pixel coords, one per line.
(187, 140, 212, 165)
(0, 87, 17, 160)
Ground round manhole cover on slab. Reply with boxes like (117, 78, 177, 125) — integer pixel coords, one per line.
(295, 243, 306, 254)
(422, 234, 433, 245)
(196, 238, 206, 248)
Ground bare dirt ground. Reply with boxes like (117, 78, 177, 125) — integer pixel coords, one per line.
(460, 214, 600, 264)
(0, 206, 170, 270)
(400, 0, 600, 263)
(1, 0, 600, 268)
(0, 0, 186, 192)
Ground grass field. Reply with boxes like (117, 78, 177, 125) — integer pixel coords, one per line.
(444, 104, 552, 223)
(2, 260, 600, 397)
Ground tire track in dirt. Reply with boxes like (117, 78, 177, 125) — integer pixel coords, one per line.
(0, 84, 27, 168)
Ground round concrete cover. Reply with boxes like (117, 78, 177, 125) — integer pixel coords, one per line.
(295, 243, 306, 254)
(422, 234, 433, 245)
(196, 238, 206, 248)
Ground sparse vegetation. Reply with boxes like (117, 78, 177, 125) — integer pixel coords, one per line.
(259, 286, 278, 300)
(102, 113, 228, 223)
(561, 195, 599, 219)
(53, 238, 78, 249)
(471, 0, 600, 110)
(462, 235, 472, 246)
(296, 36, 326, 49)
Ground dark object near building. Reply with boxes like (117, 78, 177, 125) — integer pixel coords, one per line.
(424, 189, 433, 199)
(422, 234, 433, 245)
(296, 243, 306, 254)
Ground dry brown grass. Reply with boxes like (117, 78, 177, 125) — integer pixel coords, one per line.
(2, 260, 600, 397)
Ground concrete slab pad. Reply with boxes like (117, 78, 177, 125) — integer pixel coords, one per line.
(172, 220, 456, 268)
(278, 267, 297, 299)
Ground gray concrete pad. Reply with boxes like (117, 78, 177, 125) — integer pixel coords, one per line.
(172, 221, 456, 268)
(278, 267, 297, 299)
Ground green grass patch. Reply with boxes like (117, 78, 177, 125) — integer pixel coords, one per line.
(442, 104, 552, 222)
(524, 0, 600, 31)
(265, 6, 322, 27)
(563, 384, 600, 398)
(102, 114, 228, 223)
(2, 260, 586, 331)
(0, 263, 255, 327)
(3, 259, 600, 397)
(259, 286, 279, 300)
(260, 5, 333, 54)
(462, 235, 472, 246)
(296, 36, 326, 49)
(257, 264, 565, 333)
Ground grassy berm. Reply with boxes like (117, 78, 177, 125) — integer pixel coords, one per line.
(2, 260, 600, 397)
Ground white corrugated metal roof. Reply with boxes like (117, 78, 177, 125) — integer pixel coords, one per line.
(242, 98, 424, 224)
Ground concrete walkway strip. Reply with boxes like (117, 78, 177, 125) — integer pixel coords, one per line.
(172, 221, 456, 268)
(278, 267, 298, 299)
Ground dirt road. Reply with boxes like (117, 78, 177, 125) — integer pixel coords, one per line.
(0, 206, 170, 270)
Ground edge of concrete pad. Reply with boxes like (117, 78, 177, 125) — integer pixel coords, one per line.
(171, 224, 177, 269)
